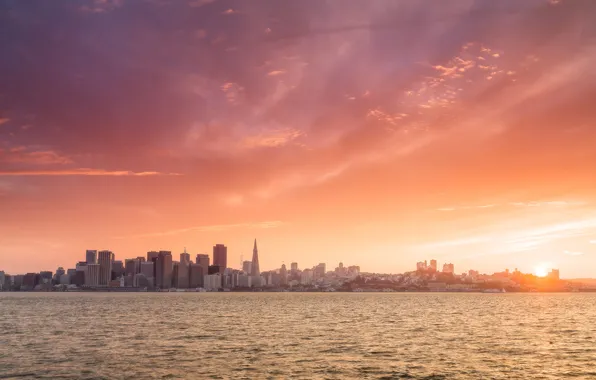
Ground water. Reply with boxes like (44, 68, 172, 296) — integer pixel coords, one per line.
(1, 293, 596, 379)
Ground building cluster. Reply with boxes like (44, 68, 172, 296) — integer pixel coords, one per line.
(347, 259, 565, 292)
(0, 240, 361, 292)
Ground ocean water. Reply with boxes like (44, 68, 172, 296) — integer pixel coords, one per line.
(1, 293, 596, 379)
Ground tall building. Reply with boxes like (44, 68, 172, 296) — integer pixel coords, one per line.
(315, 263, 326, 279)
(86, 250, 97, 264)
(147, 251, 159, 263)
(189, 263, 204, 288)
(140, 262, 154, 278)
(85, 264, 100, 286)
(196, 254, 209, 275)
(208, 265, 220, 275)
(156, 251, 173, 289)
(112, 260, 124, 279)
(280, 264, 288, 285)
(291, 262, 298, 274)
(125, 259, 138, 277)
(251, 239, 260, 276)
(98, 250, 114, 286)
(213, 244, 227, 273)
(429, 259, 437, 272)
(180, 250, 191, 266)
(242, 261, 252, 274)
(549, 269, 560, 281)
(177, 261, 189, 289)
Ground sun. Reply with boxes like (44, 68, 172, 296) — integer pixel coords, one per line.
(534, 266, 549, 277)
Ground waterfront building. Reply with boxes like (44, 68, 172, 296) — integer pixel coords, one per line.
(204, 273, 221, 290)
(98, 251, 114, 286)
(238, 273, 251, 288)
(0, 271, 4, 291)
(85, 264, 100, 286)
(291, 262, 298, 275)
(180, 250, 191, 266)
(71, 271, 85, 286)
(208, 265, 220, 275)
(156, 251, 173, 289)
(86, 250, 97, 264)
(23, 273, 39, 290)
(213, 244, 227, 272)
(59, 273, 71, 285)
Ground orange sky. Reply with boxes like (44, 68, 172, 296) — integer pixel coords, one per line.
(1, 0, 596, 277)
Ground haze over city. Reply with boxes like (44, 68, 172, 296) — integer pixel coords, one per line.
(2, 0, 596, 278)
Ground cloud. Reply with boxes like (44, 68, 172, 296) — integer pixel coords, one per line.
(118, 220, 284, 239)
(242, 128, 304, 148)
(590, 240, 596, 244)
(0, 169, 181, 176)
(80, 0, 123, 13)
(267, 70, 286, 76)
(564, 250, 584, 256)
(221, 8, 237, 15)
(0, 118, 9, 126)
(0, 147, 73, 165)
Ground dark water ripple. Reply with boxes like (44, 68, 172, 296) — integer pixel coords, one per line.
(1, 293, 596, 379)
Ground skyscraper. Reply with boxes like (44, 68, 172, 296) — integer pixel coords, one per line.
(280, 264, 288, 285)
(430, 259, 438, 272)
(251, 239, 260, 276)
(196, 254, 209, 276)
(98, 250, 114, 286)
(156, 251, 173, 289)
(86, 250, 97, 264)
(147, 251, 159, 263)
(85, 263, 100, 286)
(180, 250, 191, 266)
(189, 263, 203, 288)
(213, 244, 227, 273)
(242, 261, 252, 274)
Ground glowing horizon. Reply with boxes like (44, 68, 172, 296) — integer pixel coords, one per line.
(1, 0, 596, 277)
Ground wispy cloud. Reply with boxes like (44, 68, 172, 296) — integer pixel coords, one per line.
(0, 169, 181, 176)
(242, 128, 303, 148)
(267, 70, 286, 76)
(0, 118, 9, 126)
(590, 240, 596, 244)
(564, 250, 584, 256)
(437, 200, 582, 212)
(0, 147, 72, 165)
(117, 220, 284, 239)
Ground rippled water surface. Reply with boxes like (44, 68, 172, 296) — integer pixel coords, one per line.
(1, 293, 596, 379)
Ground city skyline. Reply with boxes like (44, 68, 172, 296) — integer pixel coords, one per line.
(1, 1, 596, 277)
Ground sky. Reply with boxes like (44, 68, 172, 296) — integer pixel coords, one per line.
(1, 0, 596, 277)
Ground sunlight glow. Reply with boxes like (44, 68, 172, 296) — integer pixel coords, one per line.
(534, 266, 549, 277)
